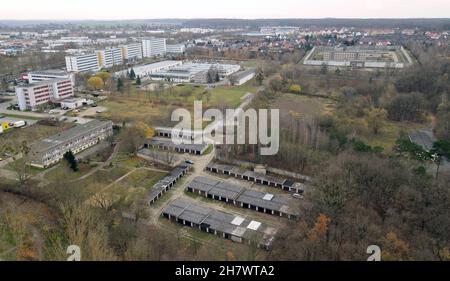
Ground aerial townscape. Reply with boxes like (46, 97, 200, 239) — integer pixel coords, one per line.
(0, 1, 449, 270)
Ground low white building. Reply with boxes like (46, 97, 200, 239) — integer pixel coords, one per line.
(230, 69, 256, 86)
(60, 98, 87, 109)
(22, 69, 75, 86)
(114, 60, 182, 78)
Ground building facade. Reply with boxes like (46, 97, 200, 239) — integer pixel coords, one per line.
(29, 120, 113, 168)
(96, 47, 123, 68)
(23, 69, 75, 85)
(166, 44, 186, 54)
(142, 38, 167, 58)
(120, 43, 143, 61)
(16, 78, 74, 111)
(65, 53, 100, 72)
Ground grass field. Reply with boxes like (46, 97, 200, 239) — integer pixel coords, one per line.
(274, 93, 336, 122)
(43, 162, 94, 182)
(0, 114, 43, 121)
(98, 82, 257, 126)
(272, 92, 424, 153)
(120, 169, 166, 189)
(354, 119, 425, 153)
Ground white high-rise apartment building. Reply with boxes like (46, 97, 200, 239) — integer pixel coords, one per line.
(65, 53, 100, 72)
(96, 47, 123, 68)
(121, 43, 143, 60)
(142, 38, 167, 58)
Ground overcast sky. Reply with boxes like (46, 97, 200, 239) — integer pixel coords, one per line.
(1, 0, 449, 20)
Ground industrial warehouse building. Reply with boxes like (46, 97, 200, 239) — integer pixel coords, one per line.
(114, 60, 182, 78)
(29, 120, 113, 168)
(162, 199, 277, 249)
(147, 163, 191, 205)
(206, 162, 305, 193)
(149, 62, 241, 83)
(186, 177, 299, 219)
(143, 138, 209, 155)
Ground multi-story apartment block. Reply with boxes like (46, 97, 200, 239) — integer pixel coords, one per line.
(65, 53, 100, 72)
(29, 120, 113, 168)
(96, 47, 123, 68)
(142, 38, 167, 58)
(166, 44, 186, 54)
(16, 78, 74, 111)
(121, 43, 143, 61)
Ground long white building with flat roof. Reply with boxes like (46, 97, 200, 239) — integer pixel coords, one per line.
(114, 60, 182, 78)
(23, 69, 75, 85)
(150, 62, 241, 83)
(142, 38, 167, 58)
(65, 53, 100, 72)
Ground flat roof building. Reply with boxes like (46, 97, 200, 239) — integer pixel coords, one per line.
(229, 68, 256, 86)
(120, 43, 143, 61)
(114, 60, 182, 78)
(166, 44, 186, 54)
(142, 38, 167, 58)
(162, 198, 277, 249)
(186, 176, 300, 219)
(149, 62, 240, 83)
(16, 78, 74, 111)
(22, 69, 75, 85)
(147, 163, 191, 205)
(96, 47, 123, 69)
(143, 137, 208, 155)
(29, 120, 113, 168)
(65, 53, 100, 72)
(206, 162, 306, 193)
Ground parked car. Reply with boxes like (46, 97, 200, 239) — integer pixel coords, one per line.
(292, 193, 303, 199)
(185, 160, 194, 165)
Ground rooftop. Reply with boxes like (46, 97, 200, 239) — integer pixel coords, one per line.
(31, 120, 112, 153)
(162, 198, 276, 244)
(144, 137, 208, 152)
(187, 176, 299, 216)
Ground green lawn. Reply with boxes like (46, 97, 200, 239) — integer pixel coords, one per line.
(0, 114, 43, 121)
(99, 82, 257, 125)
(120, 169, 166, 189)
(43, 162, 94, 182)
(274, 93, 336, 121)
